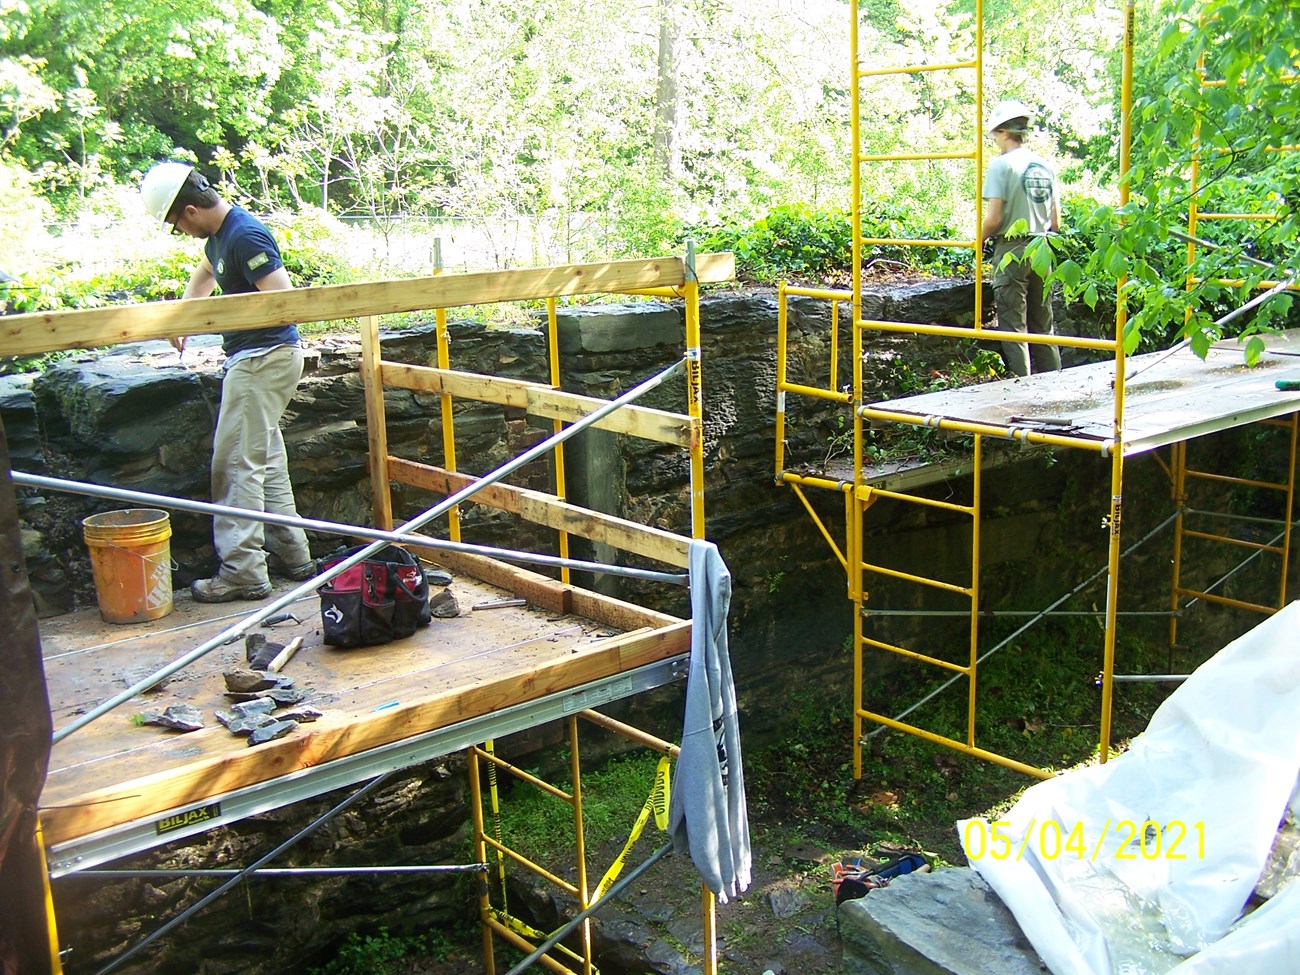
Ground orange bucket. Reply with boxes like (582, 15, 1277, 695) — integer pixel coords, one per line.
(82, 509, 174, 624)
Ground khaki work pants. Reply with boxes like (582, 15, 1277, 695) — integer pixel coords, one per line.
(211, 345, 312, 586)
(991, 238, 1061, 377)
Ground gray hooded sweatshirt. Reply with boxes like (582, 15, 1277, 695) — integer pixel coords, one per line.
(667, 539, 752, 903)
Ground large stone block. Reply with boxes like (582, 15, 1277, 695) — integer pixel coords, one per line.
(839, 867, 1043, 975)
(557, 303, 682, 353)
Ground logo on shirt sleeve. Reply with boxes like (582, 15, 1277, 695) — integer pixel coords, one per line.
(247, 252, 269, 271)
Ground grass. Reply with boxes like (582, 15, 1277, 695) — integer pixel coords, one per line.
(309, 927, 458, 975)
(491, 749, 663, 865)
(745, 613, 1183, 867)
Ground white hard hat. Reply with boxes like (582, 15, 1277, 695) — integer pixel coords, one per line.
(140, 162, 194, 224)
(987, 99, 1033, 132)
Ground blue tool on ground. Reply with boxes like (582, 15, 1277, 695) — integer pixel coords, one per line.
(1277, 379, 1300, 391)
(833, 852, 930, 905)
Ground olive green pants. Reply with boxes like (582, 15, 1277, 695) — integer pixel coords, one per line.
(991, 238, 1061, 377)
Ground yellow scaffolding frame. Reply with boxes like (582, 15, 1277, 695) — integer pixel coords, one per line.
(847, 0, 1126, 778)
(775, 0, 1300, 783)
(1168, 419, 1299, 637)
(467, 711, 681, 975)
(1169, 52, 1300, 648)
(357, 252, 717, 975)
(774, 0, 1300, 783)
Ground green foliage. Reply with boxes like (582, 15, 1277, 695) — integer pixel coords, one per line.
(0, 208, 354, 373)
(695, 204, 851, 280)
(3, 0, 290, 190)
(276, 210, 354, 289)
(2, 226, 348, 318)
(694, 202, 970, 283)
(2, 251, 195, 316)
(310, 926, 455, 975)
(0, 160, 53, 270)
(495, 751, 660, 862)
(603, 165, 685, 260)
(3, 0, 1293, 345)
(1036, 0, 1300, 360)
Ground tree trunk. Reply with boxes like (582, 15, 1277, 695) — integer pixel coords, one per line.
(0, 417, 55, 975)
(654, 0, 682, 181)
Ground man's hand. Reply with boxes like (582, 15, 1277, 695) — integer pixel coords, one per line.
(170, 335, 187, 355)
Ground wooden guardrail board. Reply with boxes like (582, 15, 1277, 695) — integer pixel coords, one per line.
(0, 253, 735, 357)
(387, 457, 692, 568)
(381, 364, 695, 446)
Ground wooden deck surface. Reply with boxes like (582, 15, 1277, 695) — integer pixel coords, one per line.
(871, 334, 1300, 456)
(38, 558, 688, 849)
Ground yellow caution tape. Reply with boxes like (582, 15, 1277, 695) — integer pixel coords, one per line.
(593, 756, 672, 903)
(484, 739, 509, 903)
(490, 909, 592, 969)
(652, 755, 671, 830)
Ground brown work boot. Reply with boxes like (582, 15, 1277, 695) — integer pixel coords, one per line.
(191, 576, 273, 603)
(267, 553, 318, 581)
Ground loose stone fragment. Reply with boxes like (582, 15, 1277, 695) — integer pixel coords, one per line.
(265, 687, 308, 705)
(277, 706, 323, 723)
(245, 633, 283, 670)
(430, 588, 460, 619)
(224, 668, 279, 693)
(214, 702, 278, 733)
(135, 704, 204, 732)
(219, 712, 279, 736)
(248, 719, 298, 746)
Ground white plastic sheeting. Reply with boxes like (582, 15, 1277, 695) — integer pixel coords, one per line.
(960, 601, 1300, 975)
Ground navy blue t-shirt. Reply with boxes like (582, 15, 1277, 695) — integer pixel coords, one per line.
(203, 206, 301, 357)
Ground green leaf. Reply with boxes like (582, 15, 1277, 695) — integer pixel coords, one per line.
(1244, 336, 1266, 366)
(1029, 242, 1053, 279)
(1122, 319, 1143, 354)
(1190, 330, 1212, 360)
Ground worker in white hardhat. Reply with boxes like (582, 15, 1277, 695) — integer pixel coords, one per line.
(980, 99, 1063, 377)
(140, 161, 316, 603)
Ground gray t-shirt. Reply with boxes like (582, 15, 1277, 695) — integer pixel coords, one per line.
(983, 146, 1056, 238)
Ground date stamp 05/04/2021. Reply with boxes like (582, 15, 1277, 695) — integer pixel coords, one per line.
(964, 819, 1207, 863)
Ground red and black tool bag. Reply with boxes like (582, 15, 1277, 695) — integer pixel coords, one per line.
(316, 544, 432, 647)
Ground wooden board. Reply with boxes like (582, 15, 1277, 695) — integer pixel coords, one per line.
(38, 560, 688, 848)
(381, 364, 695, 446)
(389, 458, 693, 568)
(0, 253, 736, 357)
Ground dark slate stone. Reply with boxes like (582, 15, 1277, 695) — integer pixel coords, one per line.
(769, 887, 810, 919)
(247, 718, 298, 746)
(700, 292, 779, 334)
(216, 711, 277, 736)
(644, 937, 699, 975)
(35, 354, 208, 456)
(556, 303, 682, 354)
(870, 279, 994, 328)
(0, 373, 42, 471)
(137, 703, 205, 732)
(838, 868, 1044, 975)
